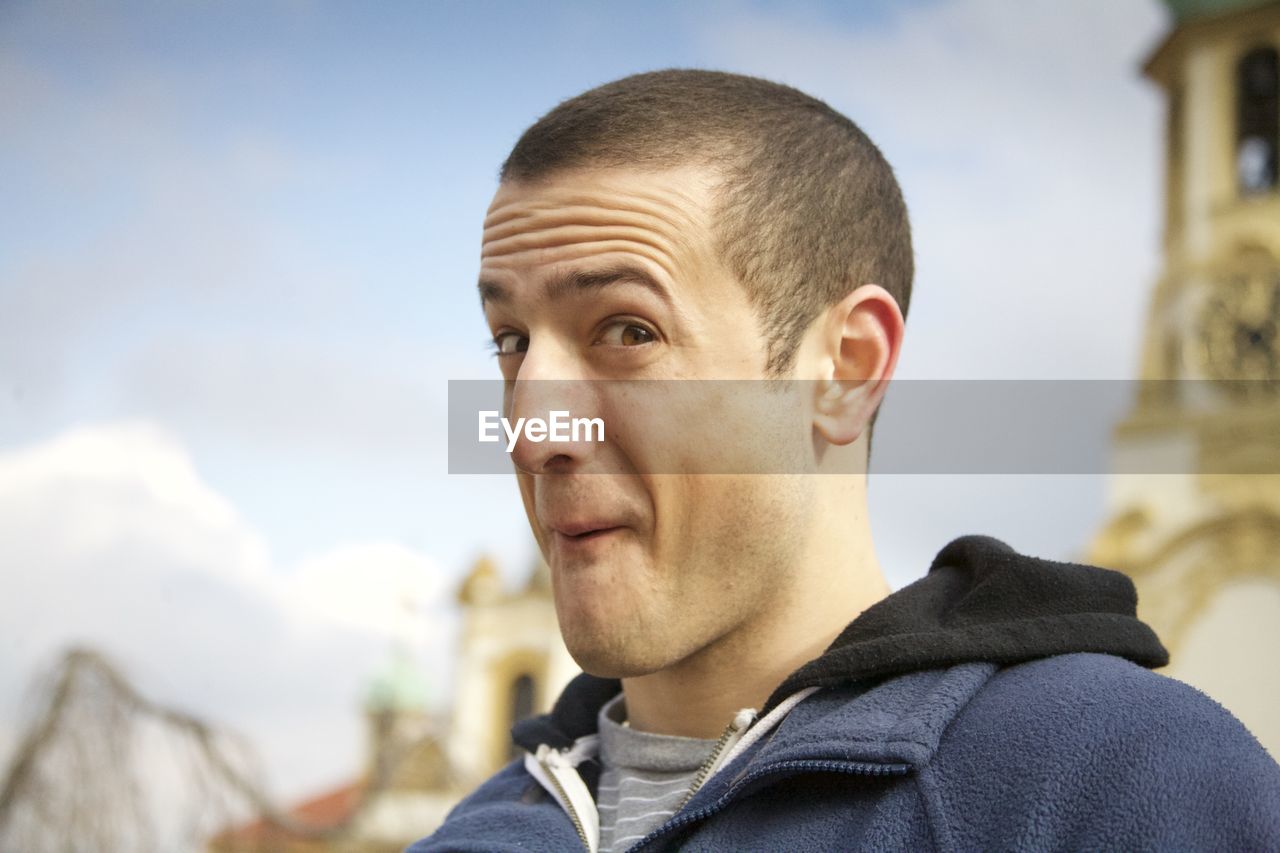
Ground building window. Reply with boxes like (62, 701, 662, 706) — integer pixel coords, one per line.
(1167, 83, 1185, 239)
(507, 674, 536, 760)
(511, 674, 535, 725)
(1236, 45, 1279, 195)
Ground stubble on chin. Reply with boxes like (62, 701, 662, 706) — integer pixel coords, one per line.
(550, 573, 655, 676)
(552, 558, 701, 676)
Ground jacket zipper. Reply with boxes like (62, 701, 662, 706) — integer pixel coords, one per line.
(626, 759, 910, 851)
(674, 707, 757, 812)
(524, 711, 756, 853)
(525, 686, 820, 852)
(532, 743, 597, 852)
(541, 756, 588, 851)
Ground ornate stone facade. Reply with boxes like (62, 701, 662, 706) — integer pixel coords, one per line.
(1086, 0, 1280, 758)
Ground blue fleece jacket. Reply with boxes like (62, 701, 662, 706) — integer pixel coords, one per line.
(408, 536, 1280, 851)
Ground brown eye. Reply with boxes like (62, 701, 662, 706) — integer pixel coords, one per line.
(598, 321, 656, 347)
(620, 325, 654, 346)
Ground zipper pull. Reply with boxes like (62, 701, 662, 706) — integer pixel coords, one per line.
(729, 708, 757, 732)
(532, 744, 599, 853)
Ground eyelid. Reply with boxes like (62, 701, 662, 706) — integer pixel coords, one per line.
(594, 316, 661, 347)
(490, 329, 528, 357)
(486, 315, 661, 361)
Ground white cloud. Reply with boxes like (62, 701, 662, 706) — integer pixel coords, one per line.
(0, 421, 455, 804)
(0, 420, 248, 544)
(288, 542, 448, 642)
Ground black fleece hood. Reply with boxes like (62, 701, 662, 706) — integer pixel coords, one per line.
(513, 534, 1169, 752)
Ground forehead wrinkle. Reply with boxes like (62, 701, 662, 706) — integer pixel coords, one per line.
(483, 205, 695, 248)
(479, 170, 727, 323)
(483, 237, 685, 290)
(482, 199, 705, 259)
(483, 225, 686, 281)
(481, 195, 708, 285)
(483, 184, 710, 258)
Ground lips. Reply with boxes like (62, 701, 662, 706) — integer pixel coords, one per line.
(538, 490, 638, 548)
(552, 519, 626, 538)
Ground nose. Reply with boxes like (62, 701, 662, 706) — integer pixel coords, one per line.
(505, 343, 603, 474)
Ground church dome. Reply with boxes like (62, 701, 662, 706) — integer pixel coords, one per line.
(365, 647, 431, 713)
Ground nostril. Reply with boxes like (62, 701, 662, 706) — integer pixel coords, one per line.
(544, 453, 574, 472)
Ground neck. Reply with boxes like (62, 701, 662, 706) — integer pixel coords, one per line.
(621, 475, 889, 739)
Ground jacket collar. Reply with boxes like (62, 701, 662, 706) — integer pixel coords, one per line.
(513, 534, 1168, 753)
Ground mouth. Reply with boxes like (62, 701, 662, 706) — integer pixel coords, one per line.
(556, 523, 624, 538)
(551, 521, 627, 549)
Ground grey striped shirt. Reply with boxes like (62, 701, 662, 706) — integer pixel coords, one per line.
(595, 694, 718, 852)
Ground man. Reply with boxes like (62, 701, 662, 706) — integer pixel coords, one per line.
(413, 70, 1280, 851)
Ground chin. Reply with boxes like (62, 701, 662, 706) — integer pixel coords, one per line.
(567, 643, 666, 680)
(558, 610, 673, 679)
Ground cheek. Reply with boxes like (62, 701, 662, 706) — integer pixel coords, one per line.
(644, 474, 691, 553)
(517, 473, 545, 549)
(647, 476, 754, 578)
(611, 384, 808, 477)
(678, 476, 812, 581)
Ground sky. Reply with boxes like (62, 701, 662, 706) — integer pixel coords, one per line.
(0, 0, 1171, 818)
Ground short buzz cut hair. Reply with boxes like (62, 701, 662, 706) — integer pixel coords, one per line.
(500, 68, 914, 376)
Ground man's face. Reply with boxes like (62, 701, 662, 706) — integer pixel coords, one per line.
(479, 166, 815, 677)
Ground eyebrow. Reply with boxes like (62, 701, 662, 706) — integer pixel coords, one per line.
(478, 263, 674, 309)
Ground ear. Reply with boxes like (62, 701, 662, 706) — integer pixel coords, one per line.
(812, 284, 904, 446)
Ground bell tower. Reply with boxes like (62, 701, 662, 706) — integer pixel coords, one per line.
(1087, 0, 1280, 757)
(447, 554, 578, 786)
(1138, 0, 1280, 389)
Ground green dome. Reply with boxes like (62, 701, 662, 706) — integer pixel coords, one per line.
(1163, 0, 1276, 23)
(365, 648, 430, 713)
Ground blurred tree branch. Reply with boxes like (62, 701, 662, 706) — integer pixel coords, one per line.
(0, 646, 427, 851)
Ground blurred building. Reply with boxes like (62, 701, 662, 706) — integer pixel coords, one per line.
(208, 555, 574, 852)
(1087, 0, 1280, 756)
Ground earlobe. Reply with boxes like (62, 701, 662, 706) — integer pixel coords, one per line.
(813, 378, 868, 446)
(810, 284, 904, 447)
